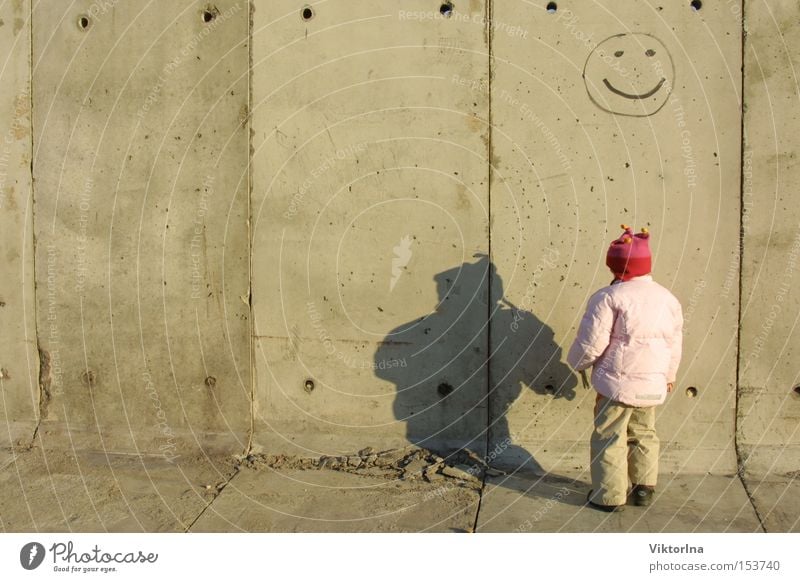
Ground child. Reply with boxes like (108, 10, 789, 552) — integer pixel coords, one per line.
(567, 225, 683, 511)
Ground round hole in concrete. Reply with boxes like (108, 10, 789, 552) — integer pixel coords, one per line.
(545, 384, 555, 394)
(304, 379, 315, 393)
(205, 376, 217, 389)
(440, 2, 454, 17)
(202, 8, 217, 23)
(437, 382, 454, 397)
(302, 6, 314, 20)
(546, 2, 558, 13)
(77, 15, 91, 30)
(685, 386, 698, 398)
(690, 0, 702, 10)
(793, 386, 800, 398)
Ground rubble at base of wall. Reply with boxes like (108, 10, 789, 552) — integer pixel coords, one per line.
(233, 446, 504, 488)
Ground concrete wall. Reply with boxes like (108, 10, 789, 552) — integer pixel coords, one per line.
(490, 1, 742, 474)
(250, 0, 491, 457)
(0, 0, 37, 448)
(0, 1, 796, 480)
(739, 0, 800, 476)
(31, 0, 250, 456)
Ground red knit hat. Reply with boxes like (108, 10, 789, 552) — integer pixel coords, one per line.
(606, 224, 652, 281)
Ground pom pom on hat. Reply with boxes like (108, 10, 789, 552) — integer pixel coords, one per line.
(606, 224, 652, 281)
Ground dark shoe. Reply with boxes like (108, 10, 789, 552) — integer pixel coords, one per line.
(586, 490, 625, 513)
(631, 484, 655, 507)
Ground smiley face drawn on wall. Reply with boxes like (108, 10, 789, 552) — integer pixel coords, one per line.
(583, 33, 674, 117)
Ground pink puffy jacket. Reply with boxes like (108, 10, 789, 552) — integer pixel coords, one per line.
(567, 275, 683, 407)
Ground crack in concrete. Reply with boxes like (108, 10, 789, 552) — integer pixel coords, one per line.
(31, 347, 50, 444)
(245, 0, 255, 461)
(473, 0, 495, 535)
(28, 0, 43, 449)
(184, 464, 242, 532)
(733, 0, 766, 534)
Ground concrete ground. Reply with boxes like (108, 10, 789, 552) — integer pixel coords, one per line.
(1, 444, 795, 533)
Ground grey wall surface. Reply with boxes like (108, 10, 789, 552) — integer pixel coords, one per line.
(489, 1, 741, 474)
(31, 0, 250, 455)
(0, 0, 37, 448)
(0, 1, 796, 483)
(739, 0, 800, 476)
(251, 0, 491, 458)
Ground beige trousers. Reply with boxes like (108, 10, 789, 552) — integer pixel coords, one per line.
(589, 393, 659, 506)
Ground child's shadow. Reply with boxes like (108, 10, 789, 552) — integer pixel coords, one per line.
(374, 255, 579, 496)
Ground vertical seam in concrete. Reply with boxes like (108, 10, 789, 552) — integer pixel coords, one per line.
(474, 0, 493, 534)
(733, 0, 766, 532)
(28, 0, 43, 446)
(485, 0, 493, 441)
(244, 0, 255, 457)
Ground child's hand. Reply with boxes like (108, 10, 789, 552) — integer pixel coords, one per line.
(667, 382, 674, 393)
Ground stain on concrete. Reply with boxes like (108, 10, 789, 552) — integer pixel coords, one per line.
(11, 92, 30, 140)
(3, 185, 16, 211)
(456, 185, 470, 210)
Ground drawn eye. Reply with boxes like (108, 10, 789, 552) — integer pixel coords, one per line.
(614, 50, 624, 57)
(645, 49, 656, 57)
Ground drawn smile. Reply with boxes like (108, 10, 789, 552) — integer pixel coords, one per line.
(602, 77, 666, 100)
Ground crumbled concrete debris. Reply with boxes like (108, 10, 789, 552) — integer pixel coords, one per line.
(442, 464, 481, 482)
(424, 465, 445, 482)
(240, 447, 487, 487)
(401, 458, 429, 480)
(380, 449, 411, 466)
(463, 450, 491, 469)
(318, 456, 337, 469)
(202, 481, 227, 493)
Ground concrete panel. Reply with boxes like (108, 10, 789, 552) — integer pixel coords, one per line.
(32, 0, 250, 456)
(0, 446, 236, 532)
(476, 473, 761, 533)
(738, 0, 800, 477)
(0, 1, 38, 447)
(489, 1, 742, 474)
(191, 467, 479, 532)
(251, 1, 491, 457)
(746, 479, 800, 533)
